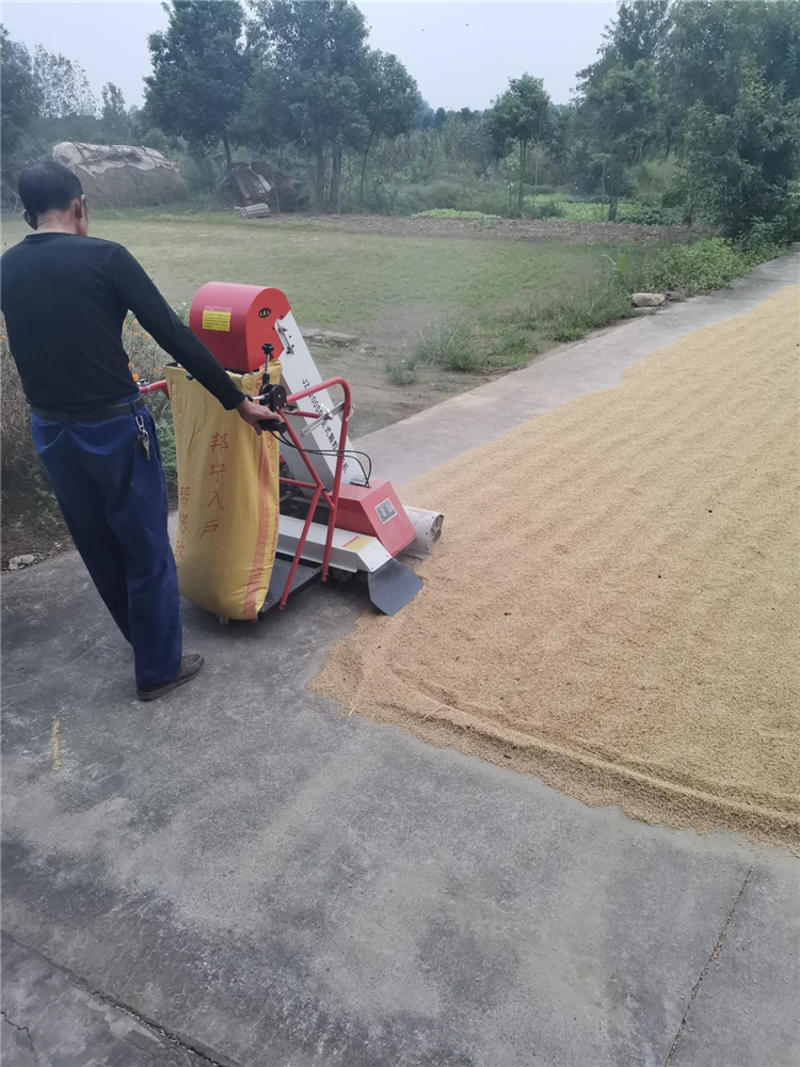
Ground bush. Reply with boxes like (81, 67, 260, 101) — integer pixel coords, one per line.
(634, 237, 767, 294)
(525, 198, 566, 220)
(735, 195, 800, 249)
(177, 151, 219, 195)
(362, 175, 513, 218)
(616, 202, 683, 226)
(0, 332, 64, 552)
(630, 158, 681, 201)
(455, 183, 514, 217)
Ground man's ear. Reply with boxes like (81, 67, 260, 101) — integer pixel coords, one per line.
(22, 210, 36, 231)
(74, 194, 89, 234)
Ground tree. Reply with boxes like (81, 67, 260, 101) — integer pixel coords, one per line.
(662, 0, 800, 236)
(661, 1, 800, 115)
(0, 28, 42, 163)
(603, 0, 670, 67)
(32, 45, 96, 119)
(357, 50, 420, 206)
(681, 65, 800, 236)
(576, 1, 672, 157)
(413, 102, 435, 130)
(99, 83, 132, 144)
(446, 114, 496, 179)
(574, 60, 659, 219)
(247, 0, 371, 210)
(145, 0, 250, 172)
(488, 74, 552, 215)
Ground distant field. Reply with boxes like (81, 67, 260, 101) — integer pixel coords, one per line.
(1, 212, 631, 335)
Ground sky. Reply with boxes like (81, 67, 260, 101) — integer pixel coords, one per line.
(2, 0, 616, 111)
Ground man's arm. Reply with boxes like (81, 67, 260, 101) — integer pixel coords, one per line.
(111, 245, 267, 430)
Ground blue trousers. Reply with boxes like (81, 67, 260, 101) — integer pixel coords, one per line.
(31, 403, 182, 689)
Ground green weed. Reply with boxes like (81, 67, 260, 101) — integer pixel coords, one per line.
(533, 279, 634, 342)
(385, 353, 419, 385)
(414, 317, 539, 374)
(414, 319, 482, 371)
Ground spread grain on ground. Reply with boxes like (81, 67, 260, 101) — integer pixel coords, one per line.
(312, 287, 800, 851)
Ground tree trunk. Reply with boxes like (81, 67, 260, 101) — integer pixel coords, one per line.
(273, 143, 283, 214)
(359, 131, 375, 209)
(329, 145, 342, 214)
(608, 195, 619, 222)
(221, 132, 232, 174)
(663, 125, 672, 159)
(517, 138, 528, 217)
(314, 147, 325, 213)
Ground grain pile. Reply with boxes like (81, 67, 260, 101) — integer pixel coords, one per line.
(313, 288, 800, 850)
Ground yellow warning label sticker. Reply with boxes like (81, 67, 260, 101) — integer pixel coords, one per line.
(202, 308, 232, 332)
(342, 535, 372, 553)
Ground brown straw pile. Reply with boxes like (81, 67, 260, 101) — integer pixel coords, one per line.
(312, 287, 800, 850)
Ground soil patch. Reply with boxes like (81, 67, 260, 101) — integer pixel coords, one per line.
(312, 287, 800, 851)
(268, 213, 701, 245)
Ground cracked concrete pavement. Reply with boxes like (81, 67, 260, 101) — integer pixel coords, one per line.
(2, 252, 799, 1066)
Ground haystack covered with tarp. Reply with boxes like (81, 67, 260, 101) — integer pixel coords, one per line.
(52, 142, 187, 208)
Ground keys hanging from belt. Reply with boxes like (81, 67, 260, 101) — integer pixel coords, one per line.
(135, 414, 151, 460)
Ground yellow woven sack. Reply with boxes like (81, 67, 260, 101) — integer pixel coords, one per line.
(165, 363, 281, 620)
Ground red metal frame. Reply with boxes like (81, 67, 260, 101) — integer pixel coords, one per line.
(138, 379, 168, 396)
(277, 377, 352, 609)
(139, 375, 352, 613)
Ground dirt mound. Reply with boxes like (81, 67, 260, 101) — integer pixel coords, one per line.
(53, 142, 187, 208)
(313, 287, 800, 851)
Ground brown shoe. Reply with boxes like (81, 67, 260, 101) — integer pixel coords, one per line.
(137, 653, 204, 701)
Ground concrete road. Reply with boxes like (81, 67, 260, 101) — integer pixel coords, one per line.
(3, 253, 799, 1067)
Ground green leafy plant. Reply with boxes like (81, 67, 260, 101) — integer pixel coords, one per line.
(602, 248, 629, 284)
(385, 353, 418, 385)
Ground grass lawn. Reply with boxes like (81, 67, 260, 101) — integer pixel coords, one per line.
(1, 212, 623, 335)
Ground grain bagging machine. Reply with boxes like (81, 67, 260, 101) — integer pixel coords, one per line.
(139, 282, 442, 621)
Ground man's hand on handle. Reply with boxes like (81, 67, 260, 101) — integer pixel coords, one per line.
(236, 396, 282, 434)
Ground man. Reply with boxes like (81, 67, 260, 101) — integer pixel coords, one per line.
(1, 161, 267, 700)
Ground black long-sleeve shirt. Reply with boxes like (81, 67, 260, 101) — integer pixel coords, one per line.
(0, 231, 244, 411)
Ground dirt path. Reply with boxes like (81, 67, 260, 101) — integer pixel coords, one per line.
(312, 286, 800, 851)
